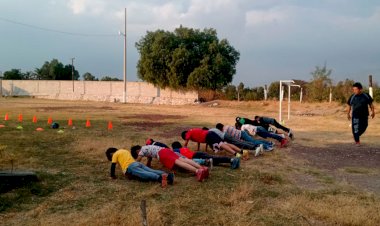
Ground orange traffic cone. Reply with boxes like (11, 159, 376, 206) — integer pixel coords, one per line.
(108, 121, 113, 130)
(86, 119, 91, 128)
(32, 116, 37, 123)
(18, 114, 23, 122)
(47, 117, 53, 124)
(68, 118, 73, 126)
(4, 113, 9, 121)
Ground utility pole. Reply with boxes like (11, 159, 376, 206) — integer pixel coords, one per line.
(119, 8, 127, 103)
(71, 58, 75, 92)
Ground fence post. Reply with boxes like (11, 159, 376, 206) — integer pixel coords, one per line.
(141, 200, 148, 226)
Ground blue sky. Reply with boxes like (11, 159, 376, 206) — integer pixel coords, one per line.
(0, 0, 379, 87)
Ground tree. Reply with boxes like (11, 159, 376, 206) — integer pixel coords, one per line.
(224, 84, 237, 100)
(35, 59, 79, 80)
(307, 64, 332, 102)
(83, 72, 98, 81)
(268, 82, 281, 99)
(237, 82, 244, 101)
(136, 26, 240, 90)
(100, 76, 121, 81)
(3, 69, 24, 80)
(333, 79, 354, 103)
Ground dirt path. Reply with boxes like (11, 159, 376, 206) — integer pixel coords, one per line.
(289, 143, 380, 193)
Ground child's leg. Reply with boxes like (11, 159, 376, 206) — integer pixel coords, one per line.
(181, 157, 202, 169)
(140, 163, 166, 175)
(219, 143, 237, 155)
(226, 143, 241, 152)
(127, 162, 162, 182)
(174, 159, 198, 173)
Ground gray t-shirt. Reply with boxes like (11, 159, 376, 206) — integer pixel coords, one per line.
(209, 128, 225, 139)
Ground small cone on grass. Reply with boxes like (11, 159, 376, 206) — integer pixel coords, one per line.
(47, 117, 53, 124)
(86, 119, 91, 128)
(32, 116, 37, 123)
(68, 118, 73, 126)
(108, 121, 113, 130)
(18, 114, 23, 122)
(4, 113, 9, 121)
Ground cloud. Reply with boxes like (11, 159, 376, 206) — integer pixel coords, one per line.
(67, 0, 106, 15)
(245, 8, 288, 27)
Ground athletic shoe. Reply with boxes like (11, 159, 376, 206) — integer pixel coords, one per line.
(231, 158, 240, 169)
(201, 166, 209, 179)
(196, 169, 204, 182)
(208, 158, 213, 171)
(161, 174, 168, 188)
(254, 146, 261, 157)
(288, 129, 294, 140)
(243, 150, 249, 160)
(167, 172, 175, 185)
(280, 139, 288, 148)
(355, 141, 361, 147)
(265, 145, 274, 151)
(280, 134, 286, 138)
(235, 153, 242, 159)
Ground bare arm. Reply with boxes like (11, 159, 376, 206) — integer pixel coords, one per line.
(347, 104, 352, 120)
(146, 157, 152, 167)
(136, 156, 143, 162)
(184, 139, 189, 147)
(370, 103, 375, 119)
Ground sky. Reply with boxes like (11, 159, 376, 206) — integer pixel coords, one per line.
(0, 0, 379, 87)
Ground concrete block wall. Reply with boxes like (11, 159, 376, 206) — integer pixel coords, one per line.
(0, 80, 198, 105)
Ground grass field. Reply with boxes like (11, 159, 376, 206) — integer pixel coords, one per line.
(0, 98, 379, 226)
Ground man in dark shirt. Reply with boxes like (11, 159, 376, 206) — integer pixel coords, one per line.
(347, 82, 375, 145)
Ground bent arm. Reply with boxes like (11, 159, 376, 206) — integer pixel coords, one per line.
(110, 163, 117, 179)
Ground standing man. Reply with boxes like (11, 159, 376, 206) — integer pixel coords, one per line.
(347, 82, 375, 146)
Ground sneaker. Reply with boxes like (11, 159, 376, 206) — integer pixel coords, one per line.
(254, 146, 261, 157)
(280, 134, 286, 139)
(236, 153, 242, 159)
(259, 144, 264, 155)
(201, 166, 209, 179)
(355, 141, 361, 147)
(196, 169, 204, 182)
(161, 174, 168, 188)
(280, 139, 288, 148)
(231, 158, 240, 169)
(208, 158, 213, 171)
(167, 172, 175, 185)
(265, 145, 274, 152)
(288, 129, 294, 140)
(243, 150, 249, 160)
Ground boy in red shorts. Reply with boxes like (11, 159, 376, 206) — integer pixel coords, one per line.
(131, 144, 209, 182)
(181, 128, 244, 156)
(171, 141, 240, 169)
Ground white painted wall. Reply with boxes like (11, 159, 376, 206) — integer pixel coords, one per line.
(0, 80, 198, 105)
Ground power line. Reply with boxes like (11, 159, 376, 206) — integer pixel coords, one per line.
(0, 16, 118, 37)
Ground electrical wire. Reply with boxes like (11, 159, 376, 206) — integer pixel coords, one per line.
(0, 16, 118, 37)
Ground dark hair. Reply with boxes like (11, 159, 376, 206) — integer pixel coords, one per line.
(171, 141, 182, 149)
(254, 116, 260, 120)
(235, 117, 241, 122)
(235, 122, 242, 129)
(353, 82, 363, 89)
(181, 131, 188, 140)
(202, 127, 209, 130)
(216, 123, 224, 131)
(105, 147, 118, 161)
(130, 145, 141, 159)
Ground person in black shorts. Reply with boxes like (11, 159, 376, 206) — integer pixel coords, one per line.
(347, 82, 375, 146)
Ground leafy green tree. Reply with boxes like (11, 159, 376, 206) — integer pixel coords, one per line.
(224, 84, 237, 100)
(83, 72, 98, 81)
(100, 76, 121, 81)
(237, 82, 244, 101)
(3, 69, 24, 80)
(268, 82, 280, 99)
(307, 65, 332, 102)
(333, 79, 354, 103)
(136, 26, 240, 90)
(35, 59, 79, 80)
